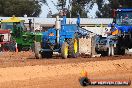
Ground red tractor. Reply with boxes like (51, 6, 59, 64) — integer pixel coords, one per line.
(0, 30, 15, 52)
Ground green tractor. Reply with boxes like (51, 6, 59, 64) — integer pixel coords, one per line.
(1, 16, 38, 51)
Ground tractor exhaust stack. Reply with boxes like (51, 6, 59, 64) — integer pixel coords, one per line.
(55, 16, 61, 44)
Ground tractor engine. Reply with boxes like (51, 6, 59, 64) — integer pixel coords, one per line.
(42, 28, 58, 50)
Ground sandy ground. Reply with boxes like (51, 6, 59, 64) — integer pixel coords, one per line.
(0, 52, 131, 88)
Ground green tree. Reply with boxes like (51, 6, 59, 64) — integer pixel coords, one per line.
(56, 0, 132, 18)
(96, 0, 132, 18)
(0, 0, 46, 17)
(57, 0, 66, 10)
(56, 0, 88, 17)
(70, 3, 87, 18)
(69, 0, 88, 18)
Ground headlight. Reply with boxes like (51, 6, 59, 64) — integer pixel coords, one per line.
(49, 32, 54, 36)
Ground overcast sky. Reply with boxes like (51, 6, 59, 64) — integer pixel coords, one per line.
(39, 0, 98, 18)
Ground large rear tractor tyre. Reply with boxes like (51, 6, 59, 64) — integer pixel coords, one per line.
(61, 42, 68, 59)
(119, 49, 125, 55)
(2, 43, 16, 52)
(34, 42, 42, 59)
(67, 34, 79, 58)
(115, 45, 125, 55)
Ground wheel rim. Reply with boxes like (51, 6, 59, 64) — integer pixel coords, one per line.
(64, 46, 68, 56)
(74, 39, 78, 53)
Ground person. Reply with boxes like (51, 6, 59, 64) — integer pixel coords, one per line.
(28, 19, 32, 31)
(0, 35, 4, 42)
(125, 14, 129, 19)
(123, 14, 129, 23)
(0, 35, 4, 51)
(76, 13, 80, 27)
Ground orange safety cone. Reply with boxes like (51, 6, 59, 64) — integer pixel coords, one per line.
(79, 70, 91, 86)
(81, 69, 88, 77)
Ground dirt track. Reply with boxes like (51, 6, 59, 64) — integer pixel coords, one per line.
(0, 52, 132, 88)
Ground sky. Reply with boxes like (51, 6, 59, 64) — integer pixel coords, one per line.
(39, 0, 98, 18)
(39, 0, 58, 17)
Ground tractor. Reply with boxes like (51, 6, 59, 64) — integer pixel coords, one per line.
(95, 8, 132, 56)
(34, 14, 92, 59)
(0, 30, 15, 52)
(34, 15, 79, 59)
(1, 16, 35, 51)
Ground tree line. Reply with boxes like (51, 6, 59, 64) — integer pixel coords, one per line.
(57, 0, 132, 18)
(0, 0, 46, 17)
(0, 0, 132, 18)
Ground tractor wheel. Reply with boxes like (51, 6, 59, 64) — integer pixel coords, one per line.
(2, 43, 15, 52)
(9, 45, 15, 52)
(61, 42, 68, 59)
(67, 34, 79, 58)
(115, 45, 125, 55)
(2, 44, 9, 52)
(119, 48, 125, 55)
(34, 42, 42, 59)
(42, 51, 53, 58)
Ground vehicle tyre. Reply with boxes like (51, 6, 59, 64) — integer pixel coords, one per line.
(120, 48, 125, 55)
(67, 34, 79, 58)
(116, 46, 125, 55)
(2, 44, 9, 52)
(61, 42, 68, 59)
(34, 41, 42, 59)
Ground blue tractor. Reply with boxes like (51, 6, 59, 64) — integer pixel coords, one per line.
(96, 8, 132, 56)
(34, 14, 90, 59)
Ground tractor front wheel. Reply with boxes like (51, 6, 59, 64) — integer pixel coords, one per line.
(34, 42, 42, 59)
